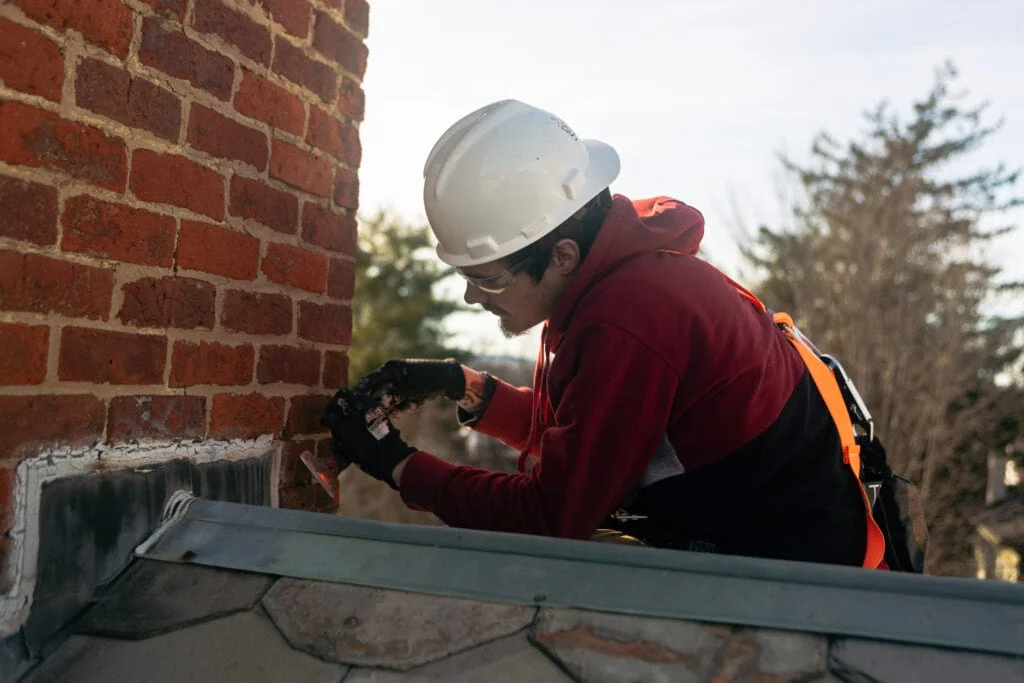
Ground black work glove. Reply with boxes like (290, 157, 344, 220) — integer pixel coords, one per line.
(354, 358, 466, 412)
(322, 389, 416, 489)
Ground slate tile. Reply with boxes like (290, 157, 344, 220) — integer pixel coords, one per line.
(830, 638, 1024, 683)
(24, 611, 345, 683)
(262, 579, 536, 670)
(344, 633, 571, 682)
(532, 608, 731, 683)
(75, 560, 271, 638)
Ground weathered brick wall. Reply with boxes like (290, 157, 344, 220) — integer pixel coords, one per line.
(0, 0, 368, 574)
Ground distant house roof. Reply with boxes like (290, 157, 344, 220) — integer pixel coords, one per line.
(20, 495, 1024, 682)
(976, 492, 1024, 550)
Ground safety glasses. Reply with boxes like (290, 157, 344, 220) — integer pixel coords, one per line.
(456, 256, 531, 294)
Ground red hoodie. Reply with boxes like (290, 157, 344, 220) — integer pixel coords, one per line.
(399, 195, 805, 539)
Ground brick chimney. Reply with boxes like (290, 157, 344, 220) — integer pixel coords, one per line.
(0, 0, 367, 637)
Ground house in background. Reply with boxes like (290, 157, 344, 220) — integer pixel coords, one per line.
(973, 443, 1024, 582)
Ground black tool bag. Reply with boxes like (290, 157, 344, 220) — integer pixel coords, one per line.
(858, 436, 929, 573)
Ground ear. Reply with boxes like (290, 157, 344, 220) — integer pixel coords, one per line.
(549, 238, 581, 275)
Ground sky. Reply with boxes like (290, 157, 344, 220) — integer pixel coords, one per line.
(356, 0, 1024, 359)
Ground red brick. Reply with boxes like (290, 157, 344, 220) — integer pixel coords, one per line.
(193, 0, 271, 66)
(170, 340, 254, 387)
(276, 484, 311, 510)
(306, 106, 360, 166)
(234, 70, 305, 135)
(188, 104, 268, 170)
(312, 10, 367, 78)
(0, 17, 63, 102)
(210, 393, 285, 439)
(130, 149, 225, 219)
(0, 395, 105, 458)
(344, 0, 369, 37)
(280, 439, 314, 486)
(273, 36, 337, 103)
(257, 345, 320, 385)
(76, 58, 182, 142)
(278, 483, 335, 512)
(119, 276, 216, 330)
(221, 290, 292, 335)
(259, 0, 310, 38)
(13, 0, 132, 58)
(286, 393, 331, 436)
(177, 220, 260, 280)
(327, 257, 355, 299)
(141, 0, 187, 22)
(322, 350, 348, 387)
(298, 301, 350, 344)
(0, 101, 127, 192)
(229, 175, 298, 233)
(333, 166, 359, 210)
(108, 395, 206, 442)
(139, 17, 235, 101)
(62, 195, 176, 267)
(262, 242, 328, 293)
(0, 250, 113, 320)
(269, 141, 333, 197)
(337, 78, 365, 122)
(59, 327, 166, 384)
(302, 201, 356, 253)
(0, 323, 48, 385)
(0, 175, 58, 245)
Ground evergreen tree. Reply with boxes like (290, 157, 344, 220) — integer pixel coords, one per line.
(348, 210, 472, 384)
(742, 64, 1024, 575)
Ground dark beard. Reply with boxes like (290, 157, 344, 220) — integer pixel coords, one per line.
(499, 320, 522, 339)
(486, 306, 526, 339)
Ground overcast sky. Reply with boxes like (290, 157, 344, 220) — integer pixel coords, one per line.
(357, 0, 1024, 359)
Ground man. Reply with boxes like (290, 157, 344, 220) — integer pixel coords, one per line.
(323, 99, 878, 567)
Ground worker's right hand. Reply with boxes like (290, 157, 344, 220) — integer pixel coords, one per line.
(353, 359, 466, 412)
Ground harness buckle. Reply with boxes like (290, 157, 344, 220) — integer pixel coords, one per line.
(613, 512, 649, 522)
(865, 481, 883, 507)
(774, 319, 875, 443)
(820, 354, 875, 442)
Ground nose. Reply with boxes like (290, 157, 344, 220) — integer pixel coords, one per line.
(464, 282, 488, 306)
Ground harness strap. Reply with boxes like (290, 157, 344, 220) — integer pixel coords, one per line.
(659, 250, 886, 568)
(774, 313, 886, 568)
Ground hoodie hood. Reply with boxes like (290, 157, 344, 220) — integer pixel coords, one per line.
(547, 195, 705, 337)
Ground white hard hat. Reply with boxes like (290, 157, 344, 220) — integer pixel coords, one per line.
(422, 99, 620, 267)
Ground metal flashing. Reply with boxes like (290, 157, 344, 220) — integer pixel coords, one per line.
(136, 498, 1024, 658)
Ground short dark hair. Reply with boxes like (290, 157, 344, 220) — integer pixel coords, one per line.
(509, 188, 613, 282)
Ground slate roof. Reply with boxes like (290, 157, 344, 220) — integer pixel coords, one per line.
(17, 495, 1024, 682)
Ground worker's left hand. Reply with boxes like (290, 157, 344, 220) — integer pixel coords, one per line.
(322, 389, 417, 489)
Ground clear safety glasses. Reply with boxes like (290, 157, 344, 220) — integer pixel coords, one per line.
(456, 256, 531, 294)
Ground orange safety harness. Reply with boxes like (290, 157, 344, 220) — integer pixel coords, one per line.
(653, 249, 888, 568)
(723, 273, 887, 569)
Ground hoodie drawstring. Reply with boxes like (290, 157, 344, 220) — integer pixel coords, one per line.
(525, 323, 551, 458)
